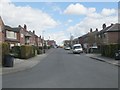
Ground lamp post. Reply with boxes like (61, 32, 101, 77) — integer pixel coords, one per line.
(42, 30, 45, 53)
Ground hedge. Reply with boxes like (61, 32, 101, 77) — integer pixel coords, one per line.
(20, 45, 35, 59)
(10, 45, 43, 59)
(101, 44, 120, 58)
(10, 46, 21, 58)
(2, 42, 10, 60)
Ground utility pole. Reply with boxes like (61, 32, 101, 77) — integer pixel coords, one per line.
(42, 30, 45, 53)
(70, 33, 73, 48)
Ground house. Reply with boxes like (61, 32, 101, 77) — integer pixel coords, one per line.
(28, 30, 37, 46)
(19, 24, 40, 46)
(38, 36, 42, 47)
(47, 40, 56, 47)
(72, 38, 79, 45)
(78, 33, 89, 50)
(63, 40, 71, 46)
(97, 23, 120, 45)
(4, 25, 21, 47)
(0, 16, 5, 42)
(18, 25, 31, 45)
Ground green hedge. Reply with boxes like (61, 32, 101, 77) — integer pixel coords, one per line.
(32, 46, 42, 55)
(10, 46, 21, 58)
(2, 42, 10, 60)
(20, 45, 35, 59)
(101, 44, 120, 58)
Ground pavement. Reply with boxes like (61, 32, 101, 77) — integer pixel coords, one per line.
(0, 49, 54, 75)
(86, 54, 120, 67)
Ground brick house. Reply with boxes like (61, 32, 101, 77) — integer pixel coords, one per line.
(38, 36, 42, 47)
(63, 40, 71, 46)
(78, 33, 89, 49)
(0, 16, 5, 42)
(72, 38, 79, 45)
(47, 40, 56, 47)
(4, 25, 21, 47)
(97, 23, 120, 45)
(18, 25, 32, 45)
(18, 24, 39, 46)
(28, 30, 37, 46)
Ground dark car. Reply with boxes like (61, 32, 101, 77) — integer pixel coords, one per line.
(115, 50, 120, 60)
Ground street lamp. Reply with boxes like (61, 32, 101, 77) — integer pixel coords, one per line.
(42, 30, 45, 53)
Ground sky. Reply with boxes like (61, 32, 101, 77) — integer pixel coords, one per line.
(0, 0, 118, 45)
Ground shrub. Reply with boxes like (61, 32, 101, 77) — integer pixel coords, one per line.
(20, 45, 35, 59)
(10, 46, 21, 58)
(101, 44, 120, 58)
(2, 42, 10, 60)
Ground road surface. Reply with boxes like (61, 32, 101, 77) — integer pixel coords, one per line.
(3, 48, 118, 88)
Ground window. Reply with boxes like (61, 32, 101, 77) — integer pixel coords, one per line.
(6, 31, 17, 39)
(21, 34, 24, 38)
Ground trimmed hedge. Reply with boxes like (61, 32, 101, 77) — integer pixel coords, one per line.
(2, 42, 10, 60)
(10, 46, 21, 58)
(10, 45, 43, 59)
(101, 44, 120, 58)
(20, 45, 35, 59)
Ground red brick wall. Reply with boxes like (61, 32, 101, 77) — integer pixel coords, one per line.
(19, 28, 25, 45)
(107, 32, 120, 44)
(0, 32, 2, 42)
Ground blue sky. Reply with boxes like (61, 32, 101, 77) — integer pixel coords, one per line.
(1, 1, 118, 45)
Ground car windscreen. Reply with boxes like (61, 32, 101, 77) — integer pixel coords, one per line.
(73, 46, 81, 49)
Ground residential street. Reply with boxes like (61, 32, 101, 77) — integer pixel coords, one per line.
(3, 48, 118, 88)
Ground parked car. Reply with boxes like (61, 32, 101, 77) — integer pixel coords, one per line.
(72, 44, 83, 54)
(115, 50, 120, 60)
(64, 46, 71, 50)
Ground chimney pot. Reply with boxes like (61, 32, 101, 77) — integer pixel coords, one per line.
(96, 28, 98, 31)
(111, 23, 113, 26)
(24, 24, 27, 30)
(33, 30, 35, 34)
(102, 23, 106, 29)
(90, 28, 92, 32)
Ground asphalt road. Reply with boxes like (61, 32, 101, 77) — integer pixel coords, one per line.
(2, 48, 118, 88)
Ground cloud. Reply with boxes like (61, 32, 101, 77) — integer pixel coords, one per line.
(1, 0, 58, 36)
(66, 13, 118, 38)
(65, 3, 118, 38)
(101, 8, 116, 16)
(64, 3, 96, 15)
(68, 19, 73, 23)
(44, 31, 69, 45)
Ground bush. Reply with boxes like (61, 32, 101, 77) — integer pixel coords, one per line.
(48, 46, 51, 49)
(20, 45, 35, 59)
(10, 46, 21, 58)
(101, 44, 120, 58)
(2, 42, 10, 60)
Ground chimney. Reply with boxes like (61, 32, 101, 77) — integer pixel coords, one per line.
(33, 30, 35, 34)
(39, 35, 41, 39)
(102, 23, 106, 29)
(18, 25, 21, 27)
(90, 28, 92, 32)
(24, 24, 27, 30)
(111, 23, 113, 26)
(96, 28, 98, 31)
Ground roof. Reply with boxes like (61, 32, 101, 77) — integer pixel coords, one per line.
(4, 25, 21, 32)
(25, 31, 32, 37)
(78, 33, 89, 39)
(106, 23, 120, 32)
(12, 27, 21, 32)
(0, 16, 4, 25)
(97, 25, 112, 35)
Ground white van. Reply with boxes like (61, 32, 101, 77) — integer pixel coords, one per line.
(72, 44, 83, 54)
